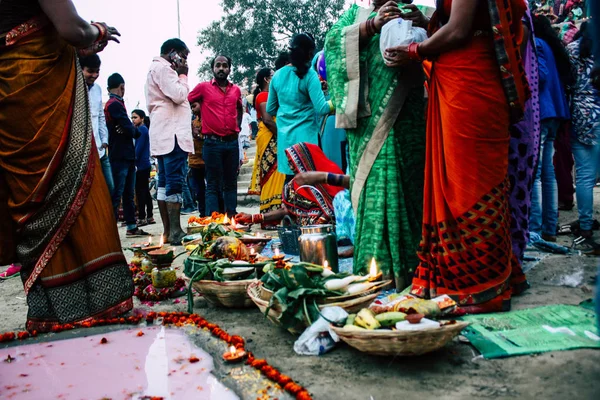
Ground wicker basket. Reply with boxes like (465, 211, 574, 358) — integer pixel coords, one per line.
(193, 279, 256, 308)
(247, 281, 383, 334)
(330, 320, 470, 356)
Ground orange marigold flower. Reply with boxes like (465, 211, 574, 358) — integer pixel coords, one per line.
(296, 390, 313, 400)
(136, 331, 144, 337)
(17, 332, 29, 340)
(284, 382, 303, 395)
(251, 359, 267, 369)
(278, 375, 292, 386)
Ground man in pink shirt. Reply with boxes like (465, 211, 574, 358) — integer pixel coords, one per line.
(145, 38, 193, 244)
(188, 55, 243, 217)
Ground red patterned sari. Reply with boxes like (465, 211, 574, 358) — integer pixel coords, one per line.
(0, 20, 133, 332)
(411, 0, 530, 313)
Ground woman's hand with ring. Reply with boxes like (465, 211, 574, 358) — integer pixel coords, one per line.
(383, 44, 411, 67)
(374, 1, 402, 33)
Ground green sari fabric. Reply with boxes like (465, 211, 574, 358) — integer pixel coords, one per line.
(325, 5, 426, 289)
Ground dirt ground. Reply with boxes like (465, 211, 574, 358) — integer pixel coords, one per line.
(1, 204, 600, 400)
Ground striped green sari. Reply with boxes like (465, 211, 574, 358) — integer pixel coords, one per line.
(325, 4, 426, 289)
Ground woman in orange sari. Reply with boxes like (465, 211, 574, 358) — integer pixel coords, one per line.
(384, 0, 530, 313)
(0, 0, 133, 331)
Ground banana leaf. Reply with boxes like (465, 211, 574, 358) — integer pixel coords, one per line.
(260, 264, 343, 330)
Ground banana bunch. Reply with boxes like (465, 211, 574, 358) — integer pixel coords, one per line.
(342, 308, 407, 331)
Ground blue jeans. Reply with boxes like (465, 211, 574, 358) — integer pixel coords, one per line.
(571, 135, 600, 231)
(203, 138, 238, 215)
(111, 159, 137, 230)
(530, 119, 559, 236)
(157, 139, 187, 203)
(100, 154, 114, 196)
(182, 160, 196, 211)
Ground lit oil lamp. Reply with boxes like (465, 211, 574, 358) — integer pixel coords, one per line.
(223, 215, 230, 225)
(143, 234, 163, 252)
(148, 240, 174, 267)
(367, 258, 382, 282)
(272, 248, 286, 268)
(222, 345, 246, 363)
(249, 247, 258, 264)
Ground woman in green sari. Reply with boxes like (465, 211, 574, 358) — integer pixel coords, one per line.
(325, 1, 427, 289)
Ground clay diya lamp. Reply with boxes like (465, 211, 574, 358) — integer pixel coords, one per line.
(148, 248, 174, 268)
(406, 313, 425, 324)
(367, 258, 383, 282)
(143, 235, 164, 253)
(272, 248, 286, 268)
(222, 346, 247, 363)
(248, 248, 258, 264)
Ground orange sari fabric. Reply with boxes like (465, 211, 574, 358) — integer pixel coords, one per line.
(0, 26, 133, 332)
(411, 2, 528, 313)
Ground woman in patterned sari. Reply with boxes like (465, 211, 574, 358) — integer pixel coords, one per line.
(325, 1, 427, 289)
(248, 68, 286, 228)
(0, 0, 133, 332)
(384, 0, 530, 313)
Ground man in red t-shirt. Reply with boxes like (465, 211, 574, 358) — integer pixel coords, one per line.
(188, 55, 243, 216)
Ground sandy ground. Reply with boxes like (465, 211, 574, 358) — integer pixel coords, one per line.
(1, 203, 600, 400)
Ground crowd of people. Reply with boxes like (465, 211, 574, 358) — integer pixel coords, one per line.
(0, 0, 599, 331)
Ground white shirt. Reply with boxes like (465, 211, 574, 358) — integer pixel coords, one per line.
(145, 57, 193, 156)
(88, 83, 109, 158)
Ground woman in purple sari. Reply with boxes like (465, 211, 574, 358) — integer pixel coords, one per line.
(508, 7, 541, 263)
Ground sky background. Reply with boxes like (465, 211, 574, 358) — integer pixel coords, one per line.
(72, 0, 433, 113)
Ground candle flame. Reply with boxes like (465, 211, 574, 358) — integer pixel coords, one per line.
(231, 216, 236, 226)
(250, 247, 255, 255)
(370, 257, 378, 276)
(229, 346, 236, 356)
(323, 260, 330, 270)
(223, 215, 230, 224)
(274, 248, 280, 256)
(148, 236, 152, 245)
(159, 235, 164, 247)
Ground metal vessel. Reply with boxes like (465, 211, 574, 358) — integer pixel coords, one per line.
(298, 224, 339, 272)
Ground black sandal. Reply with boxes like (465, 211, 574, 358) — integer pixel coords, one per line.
(126, 228, 150, 237)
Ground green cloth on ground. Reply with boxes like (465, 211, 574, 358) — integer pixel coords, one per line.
(325, 4, 426, 289)
(461, 305, 600, 359)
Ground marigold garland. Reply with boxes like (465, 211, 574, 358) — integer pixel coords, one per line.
(0, 311, 312, 400)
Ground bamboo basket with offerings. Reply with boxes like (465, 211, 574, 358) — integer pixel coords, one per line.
(330, 293, 470, 356)
(184, 236, 270, 310)
(247, 262, 392, 334)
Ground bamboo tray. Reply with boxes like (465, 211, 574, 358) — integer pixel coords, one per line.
(331, 320, 470, 356)
(247, 281, 383, 334)
(193, 279, 256, 308)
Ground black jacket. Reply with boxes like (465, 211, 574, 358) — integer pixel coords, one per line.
(104, 94, 140, 162)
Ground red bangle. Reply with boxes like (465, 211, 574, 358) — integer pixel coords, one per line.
(407, 42, 423, 62)
(91, 22, 108, 43)
(251, 214, 263, 224)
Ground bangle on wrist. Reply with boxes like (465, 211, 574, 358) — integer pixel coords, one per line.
(91, 22, 108, 43)
(407, 42, 423, 62)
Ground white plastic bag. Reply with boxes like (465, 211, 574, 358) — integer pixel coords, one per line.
(379, 18, 428, 59)
(293, 307, 348, 356)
